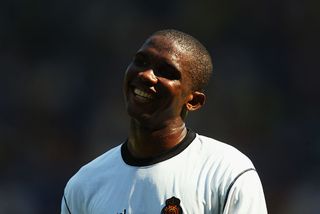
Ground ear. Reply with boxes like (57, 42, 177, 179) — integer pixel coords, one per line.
(186, 91, 206, 111)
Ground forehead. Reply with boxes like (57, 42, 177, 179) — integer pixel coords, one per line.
(138, 35, 194, 87)
(139, 36, 194, 75)
(139, 35, 190, 60)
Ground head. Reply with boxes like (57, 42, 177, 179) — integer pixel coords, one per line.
(153, 30, 213, 92)
(123, 29, 213, 130)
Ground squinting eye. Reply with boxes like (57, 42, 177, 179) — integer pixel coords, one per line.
(156, 70, 180, 80)
(133, 55, 148, 68)
(156, 65, 181, 80)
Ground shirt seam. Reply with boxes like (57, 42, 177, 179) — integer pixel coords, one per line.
(63, 194, 72, 214)
(222, 168, 256, 211)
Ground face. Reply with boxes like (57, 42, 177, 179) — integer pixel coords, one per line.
(123, 35, 195, 129)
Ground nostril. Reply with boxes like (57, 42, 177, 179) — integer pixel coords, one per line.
(138, 70, 158, 84)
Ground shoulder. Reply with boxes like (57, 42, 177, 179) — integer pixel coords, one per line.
(194, 133, 254, 170)
(64, 144, 122, 194)
(192, 134, 256, 189)
(192, 134, 267, 212)
(194, 134, 263, 200)
(62, 144, 124, 212)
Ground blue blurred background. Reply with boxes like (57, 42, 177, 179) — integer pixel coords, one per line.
(0, 0, 319, 213)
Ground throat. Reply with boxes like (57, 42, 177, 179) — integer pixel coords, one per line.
(127, 122, 187, 159)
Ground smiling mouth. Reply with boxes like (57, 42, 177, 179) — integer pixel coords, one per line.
(133, 88, 155, 101)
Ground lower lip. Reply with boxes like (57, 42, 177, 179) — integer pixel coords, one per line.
(134, 93, 153, 103)
(129, 87, 150, 102)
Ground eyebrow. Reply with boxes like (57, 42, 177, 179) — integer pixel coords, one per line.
(134, 51, 147, 58)
(161, 61, 181, 76)
(135, 50, 181, 75)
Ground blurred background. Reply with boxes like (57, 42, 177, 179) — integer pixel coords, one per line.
(0, 0, 319, 213)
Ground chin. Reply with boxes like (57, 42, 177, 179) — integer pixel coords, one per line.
(128, 112, 158, 130)
(128, 107, 150, 122)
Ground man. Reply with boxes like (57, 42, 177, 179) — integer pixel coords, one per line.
(61, 29, 267, 213)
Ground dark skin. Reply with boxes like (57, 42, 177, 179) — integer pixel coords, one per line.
(123, 35, 206, 159)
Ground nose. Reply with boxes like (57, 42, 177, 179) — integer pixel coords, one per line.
(138, 69, 158, 85)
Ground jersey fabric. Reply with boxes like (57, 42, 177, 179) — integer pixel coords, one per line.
(61, 130, 267, 214)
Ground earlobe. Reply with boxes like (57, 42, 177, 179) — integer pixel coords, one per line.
(186, 91, 206, 111)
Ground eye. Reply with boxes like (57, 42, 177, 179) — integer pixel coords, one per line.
(156, 64, 181, 80)
(133, 54, 149, 68)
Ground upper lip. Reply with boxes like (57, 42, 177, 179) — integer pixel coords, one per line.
(130, 82, 157, 98)
(134, 88, 154, 98)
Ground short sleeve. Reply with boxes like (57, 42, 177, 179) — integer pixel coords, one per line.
(223, 169, 267, 214)
(61, 194, 72, 214)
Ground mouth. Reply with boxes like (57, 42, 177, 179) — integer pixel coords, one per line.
(133, 87, 155, 102)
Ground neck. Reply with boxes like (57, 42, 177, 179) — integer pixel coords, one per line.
(127, 118, 187, 159)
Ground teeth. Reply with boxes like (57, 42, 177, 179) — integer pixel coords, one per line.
(134, 88, 154, 99)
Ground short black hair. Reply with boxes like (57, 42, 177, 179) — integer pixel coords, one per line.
(152, 29, 213, 92)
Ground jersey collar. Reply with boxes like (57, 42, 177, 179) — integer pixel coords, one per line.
(121, 129, 196, 166)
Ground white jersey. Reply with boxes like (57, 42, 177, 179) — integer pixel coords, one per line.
(61, 130, 267, 214)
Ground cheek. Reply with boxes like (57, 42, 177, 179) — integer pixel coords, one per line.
(158, 79, 182, 94)
(124, 66, 136, 84)
(123, 69, 133, 95)
(124, 66, 133, 80)
(160, 82, 188, 107)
